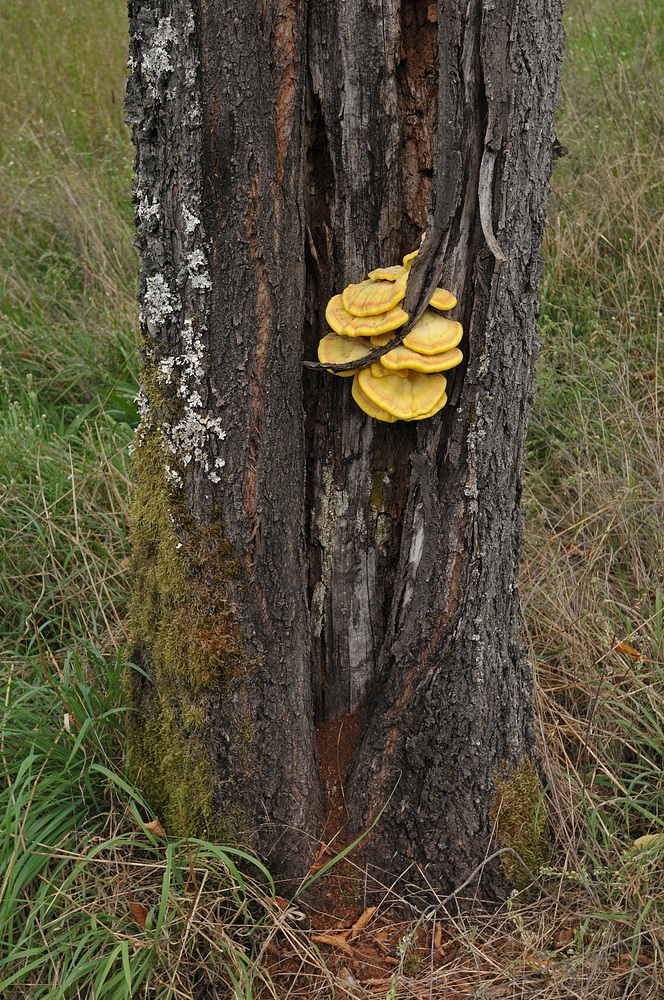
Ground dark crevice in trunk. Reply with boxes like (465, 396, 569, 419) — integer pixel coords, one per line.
(303, 71, 334, 724)
(397, 0, 439, 241)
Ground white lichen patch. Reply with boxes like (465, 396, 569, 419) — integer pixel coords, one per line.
(165, 464, 183, 488)
(142, 16, 178, 95)
(158, 356, 176, 385)
(186, 249, 212, 289)
(135, 388, 150, 420)
(136, 190, 161, 228)
(144, 274, 176, 333)
(182, 204, 201, 234)
(132, 1, 220, 489)
(155, 319, 227, 485)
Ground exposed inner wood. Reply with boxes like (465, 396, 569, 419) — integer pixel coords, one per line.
(398, 0, 439, 241)
(304, 0, 439, 728)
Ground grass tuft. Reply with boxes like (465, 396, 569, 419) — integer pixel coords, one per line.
(0, 649, 313, 999)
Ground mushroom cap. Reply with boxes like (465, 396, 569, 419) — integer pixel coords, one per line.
(369, 332, 396, 348)
(402, 248, 419, 269)
(429, 287, 457, 311)
(342, 270, 408, 317)
(380, 344, 463, 374)
(326, 293, 408, 337)
(317, 332, 373, 376)
(367, 264, 406, 282)
(358, 365, 447, 420)
(404, 390, 448, 420)
(351, 375, 399, 421)
(402, 309, 463, 355)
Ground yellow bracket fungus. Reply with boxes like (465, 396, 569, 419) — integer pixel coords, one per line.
(367, 264, 406, 281)
(316, 242, 464, 422)
(380, 344, 463, 374)
(357, 363, 447, 421)
(317, 332, 373, 376)
(326, 294, 409, 337)
(341, 271, 409, 317)
(402, 311, 463, 355)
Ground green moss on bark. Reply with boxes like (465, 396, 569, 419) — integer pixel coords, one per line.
(125, 357, 250, 840)
(491, 757, 550, 890)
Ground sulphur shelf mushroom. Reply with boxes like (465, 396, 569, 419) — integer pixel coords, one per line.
(318, 241, 463, 421)
(326, 294, 408, 337)
(356, 363, 448, 421)
(380, 344, 463, 374)
(342, 270, 409, 317)
(317, 332, 372, 376)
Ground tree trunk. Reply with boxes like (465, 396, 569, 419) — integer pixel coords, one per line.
(125, 0, 565, 897)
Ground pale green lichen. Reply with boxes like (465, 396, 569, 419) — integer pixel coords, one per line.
(491, 756, 550, 890)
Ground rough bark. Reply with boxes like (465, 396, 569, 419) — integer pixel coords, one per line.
(125, 0, 322, 868)
(126, 0, 565, 895)
(342, 0, 566, 895)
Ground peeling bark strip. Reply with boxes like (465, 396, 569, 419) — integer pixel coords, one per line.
(127, 0, 565, 895)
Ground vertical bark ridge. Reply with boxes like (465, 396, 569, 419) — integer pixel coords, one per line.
(344, 0, 565, 896)
(198, 0, 325, 867)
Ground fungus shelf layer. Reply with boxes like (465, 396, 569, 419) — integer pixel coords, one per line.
(317, 245, 463, 422)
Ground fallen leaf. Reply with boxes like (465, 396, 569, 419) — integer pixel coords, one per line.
(614, 641, 643, 661)
(313, 840, 329, 863)
(272, 895, 290, 910)
(350, 905, 377, 940)
(615, 952, 652, 971)
(524, 950, 551, 969)
(145, 818, 166, 837)
(633, 833, 664, 850)
(337, 966, 360, 988)
(553, 927, 575, 948)
(310, 839, 334, 873)
(563, 544, 591, 558)
(129, 901, 148, 928)
(312, 933, 354, 957)
(437, 942, 459, 964)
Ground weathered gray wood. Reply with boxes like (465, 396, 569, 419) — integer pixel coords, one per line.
(127, 0, 565, 894)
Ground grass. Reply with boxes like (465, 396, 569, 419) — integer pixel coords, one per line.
(0, 0, 663, 995)
(0, 0, 138, 658)
(0, 647, 313, 999)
